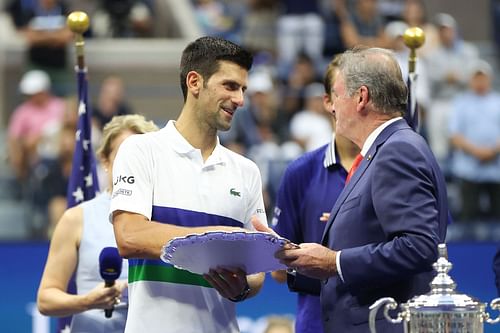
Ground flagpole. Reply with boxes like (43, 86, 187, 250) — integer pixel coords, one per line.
(58, 12, 97, 333)
(65, 10, 99, 209)
(67, 11, 90, 70)
(403, 26, 425, 74)
(402, 27, 425, 131)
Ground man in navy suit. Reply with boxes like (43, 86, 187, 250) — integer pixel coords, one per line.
(255, 47, 449, 332)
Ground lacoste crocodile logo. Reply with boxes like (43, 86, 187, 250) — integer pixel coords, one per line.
(230, 188, 241, 197)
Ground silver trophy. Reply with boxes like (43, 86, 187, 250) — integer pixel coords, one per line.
(369, 243, 500, 332)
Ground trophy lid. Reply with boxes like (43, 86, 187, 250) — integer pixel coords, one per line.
(403, 244, 485, 312)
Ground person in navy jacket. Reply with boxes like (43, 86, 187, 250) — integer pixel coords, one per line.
(271, 56, 359, 333)
(255, 47, 449, 332)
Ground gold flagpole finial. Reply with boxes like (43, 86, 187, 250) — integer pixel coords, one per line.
(67, 11, 89, 35)
(67, 11, 90, 70)
(403, 27, 425, 73)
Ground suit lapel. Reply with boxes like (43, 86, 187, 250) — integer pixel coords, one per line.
(321, 120, 410, 244)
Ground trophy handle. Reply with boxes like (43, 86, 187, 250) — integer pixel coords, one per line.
(486, 298, 500, 324)
(369, 297, 403, 333)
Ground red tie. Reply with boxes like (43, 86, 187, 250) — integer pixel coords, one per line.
(345, 154, 363, 184)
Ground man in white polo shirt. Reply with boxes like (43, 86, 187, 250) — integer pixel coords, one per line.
(110, 36, 267, 333)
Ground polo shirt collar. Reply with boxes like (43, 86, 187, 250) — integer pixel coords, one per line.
(323, 133, 338, 168)
(163, 120, 227, 166)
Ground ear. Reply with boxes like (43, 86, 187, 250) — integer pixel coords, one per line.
(356, 85, 369, 113)
(186, 71, 202, 97)
(322, 93, 332, 113)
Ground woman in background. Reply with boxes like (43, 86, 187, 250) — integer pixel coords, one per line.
(37, 114, 158, 332)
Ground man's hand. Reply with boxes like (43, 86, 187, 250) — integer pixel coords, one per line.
(276, 243, 337, 280)
(251, 216, 335, 279)
(204, 268, 249, 301)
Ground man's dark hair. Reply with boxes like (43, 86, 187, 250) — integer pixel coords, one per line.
(179, 36, 253, 101)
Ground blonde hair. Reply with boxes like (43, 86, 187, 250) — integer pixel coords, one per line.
(96, 114, 158, 160)
(264, 316, 294, 333)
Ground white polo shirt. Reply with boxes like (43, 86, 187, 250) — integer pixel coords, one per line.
(110, 120, 267, 333)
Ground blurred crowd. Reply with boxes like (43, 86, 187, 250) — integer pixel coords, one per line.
(1, 0, 500, 241)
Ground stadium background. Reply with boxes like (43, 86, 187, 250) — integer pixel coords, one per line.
(1, 0, 500, 332)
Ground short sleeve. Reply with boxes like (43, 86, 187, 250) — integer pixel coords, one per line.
(243, 161, 268, 229)
(110, 135, 154, 222)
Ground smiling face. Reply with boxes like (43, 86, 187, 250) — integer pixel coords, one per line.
(196, 60, 248, 131)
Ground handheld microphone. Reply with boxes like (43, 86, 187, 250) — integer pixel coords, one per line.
(99, 247, 122, 318)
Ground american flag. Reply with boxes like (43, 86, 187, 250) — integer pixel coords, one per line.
(404, 72, 419, 132)
(58, 67, 100, 333)
(66, 68, 100, 208)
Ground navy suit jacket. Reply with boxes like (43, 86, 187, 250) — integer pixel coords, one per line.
(320, 119, 448, 332)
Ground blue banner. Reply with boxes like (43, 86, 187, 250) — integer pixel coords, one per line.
(59, 67, 100, 332)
